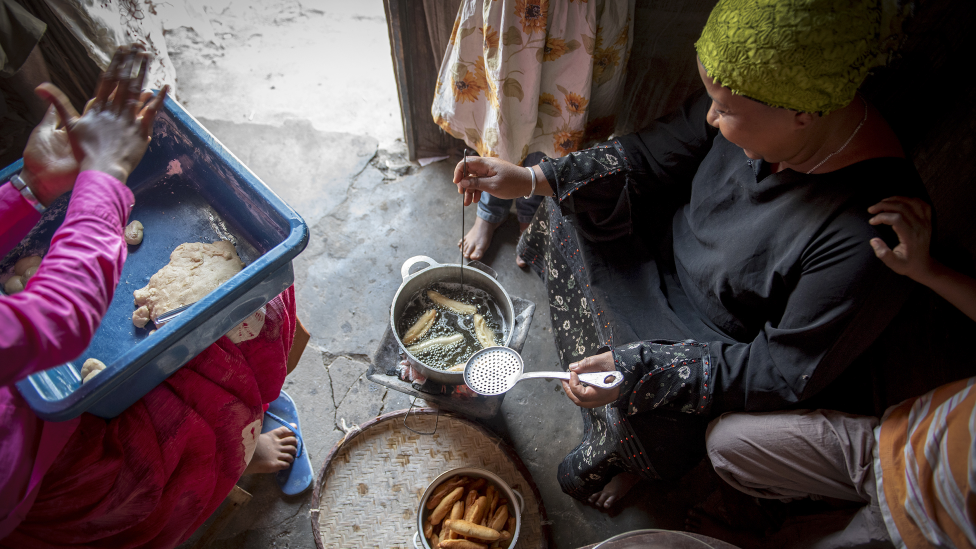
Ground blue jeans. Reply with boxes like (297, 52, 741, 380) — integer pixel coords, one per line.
(476, 152, 545, 224)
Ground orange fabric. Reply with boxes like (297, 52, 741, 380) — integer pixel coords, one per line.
(878, 377, 976, 549)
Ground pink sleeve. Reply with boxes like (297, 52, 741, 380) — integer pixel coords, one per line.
(0, 181, 43, 258)
(0, 171, 134, 385)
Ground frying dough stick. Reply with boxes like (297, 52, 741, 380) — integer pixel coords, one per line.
(471, 496, 489, 525)
(403, 309, 437, 344)
(426, 477, 468, 510)
(489, 505, 508, 532)
(428, 290, 477, 315)
(446, 500, 464, 540)
(442, 519, 500, 541)
(407, 333, 463, 354)
(439, 540, 488, 549)
(462, 492, 480, 521)
(430, 486, 464, 524)
(473, 314, 497, 348)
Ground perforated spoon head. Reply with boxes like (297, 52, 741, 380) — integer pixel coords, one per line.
(463, 346, 524, 396)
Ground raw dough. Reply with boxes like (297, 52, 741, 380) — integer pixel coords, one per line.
(132, 241, 244, 326)
(14, 255, 41, 276)
(132, 305, 151, 328)
(124, 220, 144, 245)
(81, 358, 106, 383)
(4, 276, 25, 295)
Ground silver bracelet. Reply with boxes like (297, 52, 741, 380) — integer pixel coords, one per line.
(9, 173, 47, 213)
(523, 166, 537, 199)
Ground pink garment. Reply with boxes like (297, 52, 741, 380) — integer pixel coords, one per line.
(0, 171, 133, 538)
(0, 171, 133, 378)
(2, 288, 295, 549)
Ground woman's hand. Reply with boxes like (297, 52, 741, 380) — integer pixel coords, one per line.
(868, 196, 937, 284)
(560, 352, 620, 408)
(20, 105, 79, 206)
(33, 45, 168, 185)
(453, 156, 550, 206)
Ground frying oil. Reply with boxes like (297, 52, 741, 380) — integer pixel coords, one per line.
(398, 282, 506, 370)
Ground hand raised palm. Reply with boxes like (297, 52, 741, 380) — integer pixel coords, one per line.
(22, 107, 80, 204)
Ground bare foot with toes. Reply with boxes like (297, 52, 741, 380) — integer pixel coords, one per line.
(244, 425, 297, 475)
(460, 217, 503, 262)
(588, 472, 640, 509)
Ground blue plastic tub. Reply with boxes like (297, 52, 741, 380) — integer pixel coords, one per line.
(0, 96, 308, 421)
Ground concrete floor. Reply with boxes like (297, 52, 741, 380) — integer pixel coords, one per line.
(166, 2, 715, 547)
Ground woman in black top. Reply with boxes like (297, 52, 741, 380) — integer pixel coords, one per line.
(453, 0, 923, 508)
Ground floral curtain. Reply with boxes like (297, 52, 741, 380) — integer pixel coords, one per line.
(432, 0, 635, 163)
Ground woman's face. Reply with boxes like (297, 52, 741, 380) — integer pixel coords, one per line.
(697, 60, 810, 163)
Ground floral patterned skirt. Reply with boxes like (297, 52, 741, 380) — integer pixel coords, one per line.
(517, 198, 708, 500)
(432, 0, 635, 163)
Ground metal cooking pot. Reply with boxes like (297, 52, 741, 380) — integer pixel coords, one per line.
(413, 467, 524, 549)
(391, 256, 514, 385)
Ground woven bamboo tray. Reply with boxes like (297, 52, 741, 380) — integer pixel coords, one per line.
(311, 409, 551, 549)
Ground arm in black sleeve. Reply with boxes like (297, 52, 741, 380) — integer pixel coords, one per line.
(609, 206, 916, 418)
(537, 89, 717, 241)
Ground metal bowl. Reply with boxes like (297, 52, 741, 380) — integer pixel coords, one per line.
(413, 467, 523, 549)
(391, 256, 514, 385)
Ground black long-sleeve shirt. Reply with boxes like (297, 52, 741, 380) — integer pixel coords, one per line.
(538, 91, 925, 417)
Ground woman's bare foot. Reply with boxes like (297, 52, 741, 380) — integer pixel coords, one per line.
(243, 425, 297, 475)
(459, 217, 503, 261)
(515, 222, 530, 268)
(588, 472, 640, 509)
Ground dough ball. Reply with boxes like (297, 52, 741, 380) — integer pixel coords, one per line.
(132, 305, 152, 328)
(83, 370, 103, 383)
(23, 265, 39, 280)
(124, 220, 144, 245)
(4, 276, 25, 295)
(133, 288, 150, 306)
(14, 255, 42, 276)
(81, 358, 107, 383)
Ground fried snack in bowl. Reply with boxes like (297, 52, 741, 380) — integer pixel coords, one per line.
(416, 468, 522, 549)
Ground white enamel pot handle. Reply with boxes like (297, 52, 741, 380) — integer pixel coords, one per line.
(401, 255, 439, 280)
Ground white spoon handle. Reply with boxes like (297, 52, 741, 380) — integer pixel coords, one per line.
(518, 370, 623, 389)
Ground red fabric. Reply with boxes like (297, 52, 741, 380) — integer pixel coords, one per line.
(1, 286, 296, 549)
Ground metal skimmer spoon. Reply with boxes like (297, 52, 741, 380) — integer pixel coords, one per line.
(463, 346, 624, 396)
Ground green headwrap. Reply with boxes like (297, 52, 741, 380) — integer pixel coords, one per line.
(695, 0, 903, 114)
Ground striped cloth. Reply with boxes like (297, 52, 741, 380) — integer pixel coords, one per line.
(876, 376, 976, 549)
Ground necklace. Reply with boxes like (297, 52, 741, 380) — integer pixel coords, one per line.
(806, 97, 868, 174)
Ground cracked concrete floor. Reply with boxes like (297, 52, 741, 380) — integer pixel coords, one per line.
(167, 1, 712, 548)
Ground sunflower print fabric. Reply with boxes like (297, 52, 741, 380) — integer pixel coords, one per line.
(432, 0, 635, 163)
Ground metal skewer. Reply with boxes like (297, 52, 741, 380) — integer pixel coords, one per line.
(460, 149, 468, 291)
(153, 302, 194, 327)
